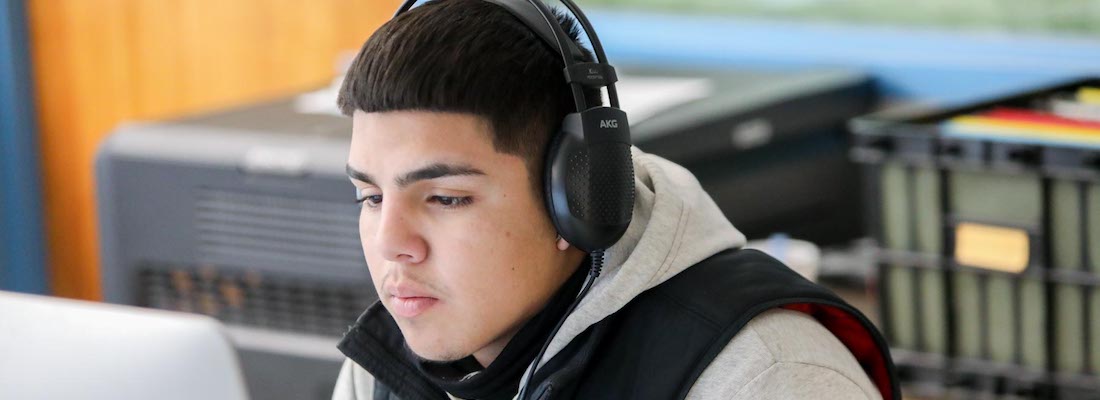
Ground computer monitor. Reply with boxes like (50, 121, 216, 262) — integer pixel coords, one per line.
(0, 291, 250, 400)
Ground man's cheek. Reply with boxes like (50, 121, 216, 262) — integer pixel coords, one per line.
(365, 264, 385, 295)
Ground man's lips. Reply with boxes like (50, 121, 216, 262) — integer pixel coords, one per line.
(389, 296, 439, 318)
(387, 284, 436, 299)
(386, 283, 439, 318)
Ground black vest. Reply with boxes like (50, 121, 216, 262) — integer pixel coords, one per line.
(338, 248, 899, 400)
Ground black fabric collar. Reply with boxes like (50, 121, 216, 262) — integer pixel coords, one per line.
(412, 261, 588, 399)
(338, 258, 589, 400)
(338, 304, 448, 400)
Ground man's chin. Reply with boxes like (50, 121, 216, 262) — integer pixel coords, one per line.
(409, 348, 471, 363)
(403, 335, 472, 362)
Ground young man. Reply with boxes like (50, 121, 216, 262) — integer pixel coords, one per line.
(334, 0, 897, 399)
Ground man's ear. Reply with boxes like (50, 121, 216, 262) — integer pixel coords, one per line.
(556, 235, 570, 251)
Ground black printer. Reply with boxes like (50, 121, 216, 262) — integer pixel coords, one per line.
(624, 67, 875, 245)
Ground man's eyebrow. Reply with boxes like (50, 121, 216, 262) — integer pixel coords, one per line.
(346, 164, 376, 186)
(346, 163, 486, 189)
(396, 163, 486, 189)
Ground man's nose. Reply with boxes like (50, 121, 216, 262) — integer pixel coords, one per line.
(374, 202, 427, 264)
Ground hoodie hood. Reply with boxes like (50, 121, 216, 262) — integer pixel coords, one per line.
(537, 147, 746, 366)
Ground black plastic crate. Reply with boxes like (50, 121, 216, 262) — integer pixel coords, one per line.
(851, 78, 1100, 399)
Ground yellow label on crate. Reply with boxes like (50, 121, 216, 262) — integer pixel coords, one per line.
(1077, 87, 1100, 105)
(954, 223, 1030, 273)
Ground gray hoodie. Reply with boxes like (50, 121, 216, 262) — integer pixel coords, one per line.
(333, 148, 882, 400)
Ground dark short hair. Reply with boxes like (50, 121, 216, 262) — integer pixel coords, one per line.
(337, 0, 601, 199)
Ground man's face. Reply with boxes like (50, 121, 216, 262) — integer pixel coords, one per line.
(347, 110, 580, 365)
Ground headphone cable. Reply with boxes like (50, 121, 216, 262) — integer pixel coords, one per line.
(516, 250, 604, 400)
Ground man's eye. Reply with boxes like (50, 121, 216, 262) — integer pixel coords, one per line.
(355, 190, 382, 208)
(431, 196, 473, 208)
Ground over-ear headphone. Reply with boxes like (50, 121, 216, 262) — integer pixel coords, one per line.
(393, 0, 635, 253)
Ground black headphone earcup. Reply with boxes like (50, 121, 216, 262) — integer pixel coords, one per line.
(543, 128, 568, 224)
(543, 126, 575, 244)
(545, 113, 633, 253)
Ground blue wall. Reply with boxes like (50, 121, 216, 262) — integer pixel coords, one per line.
(0, 0, 47, 294)
(590, 10, 1100, 106)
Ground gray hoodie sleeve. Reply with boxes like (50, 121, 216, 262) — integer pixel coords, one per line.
(332, 358, 375, 400)
(686, 309, 882, 400)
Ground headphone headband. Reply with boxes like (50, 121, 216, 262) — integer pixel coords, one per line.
(393, 0, 620, 111)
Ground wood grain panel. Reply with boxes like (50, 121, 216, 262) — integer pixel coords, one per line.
(29, 0, 398, 300)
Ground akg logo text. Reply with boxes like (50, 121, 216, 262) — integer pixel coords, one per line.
(599, 119, 619, 129)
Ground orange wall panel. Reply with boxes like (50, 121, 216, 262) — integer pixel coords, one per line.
(29, 0, 398, 300)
